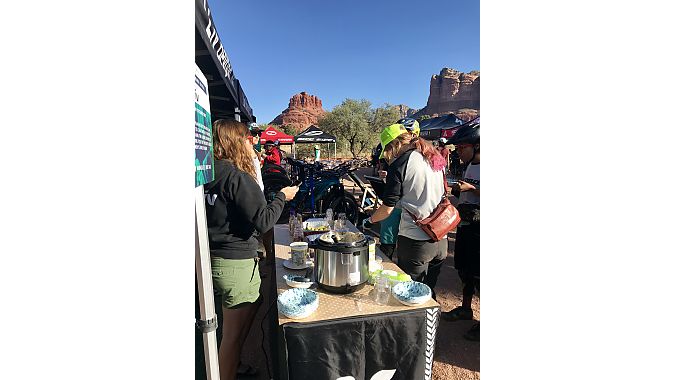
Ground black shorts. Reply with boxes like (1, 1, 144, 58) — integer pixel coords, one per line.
(454, 222, 479, 278)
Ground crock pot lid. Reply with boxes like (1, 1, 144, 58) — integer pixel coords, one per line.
(317, 231, 367, 247)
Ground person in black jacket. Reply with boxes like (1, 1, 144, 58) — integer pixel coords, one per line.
(204, 119, 298, 380)
(440, 122, 480, 342)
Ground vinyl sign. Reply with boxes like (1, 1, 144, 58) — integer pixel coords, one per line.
(195, 64, 214, 187)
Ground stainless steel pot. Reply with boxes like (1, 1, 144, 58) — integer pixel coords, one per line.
(309, 231, 370, 293)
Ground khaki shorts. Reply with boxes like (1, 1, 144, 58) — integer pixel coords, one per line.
(211, 257, 261, 309)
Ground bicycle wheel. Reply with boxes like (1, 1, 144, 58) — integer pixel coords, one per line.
(327, 193, 359, 225)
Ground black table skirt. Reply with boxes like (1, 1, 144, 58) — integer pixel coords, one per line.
(274, 307, 439, 380)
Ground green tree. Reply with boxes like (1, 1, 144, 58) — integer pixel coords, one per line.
(319, 99, 371, 158)
(319, 100, 401, 158)
(370, 103, 401, 137)
(279, 124, 296, 136)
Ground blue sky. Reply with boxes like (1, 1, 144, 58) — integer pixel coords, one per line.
(210, 0, 479, 124)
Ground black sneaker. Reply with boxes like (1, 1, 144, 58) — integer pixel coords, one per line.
(463, 322, 479, 342)
(441, 306, 473, 321)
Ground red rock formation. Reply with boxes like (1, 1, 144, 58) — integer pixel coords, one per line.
(395, 104, 418, 119)
(415, 68, 480, 119)
(455, 108, 480, 122)
(270, 92, 326, 134)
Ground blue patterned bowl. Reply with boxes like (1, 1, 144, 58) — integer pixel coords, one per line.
(277, 288, 319, 319)
(391, 281, 432, 306)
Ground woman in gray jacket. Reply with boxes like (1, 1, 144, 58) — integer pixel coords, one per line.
(364, 123, 448, 299)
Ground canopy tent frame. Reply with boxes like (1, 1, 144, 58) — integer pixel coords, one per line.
(195, 0, 259, 378)
(292, 125, 338, 160)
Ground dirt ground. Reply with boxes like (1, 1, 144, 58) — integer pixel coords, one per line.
(236, 166, 479, 380)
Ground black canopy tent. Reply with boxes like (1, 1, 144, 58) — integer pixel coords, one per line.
(195, 0, 254, 123)
(293, 125, 337, 159)
(419, 113, 466, 140)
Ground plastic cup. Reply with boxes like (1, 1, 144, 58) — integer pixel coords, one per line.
(374, 275, 390, 305)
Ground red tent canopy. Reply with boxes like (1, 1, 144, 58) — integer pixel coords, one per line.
(260, 126, 294, 144)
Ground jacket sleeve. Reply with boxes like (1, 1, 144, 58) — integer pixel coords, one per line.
(228, 171, 286, 233)
(381, 162, 404, 207)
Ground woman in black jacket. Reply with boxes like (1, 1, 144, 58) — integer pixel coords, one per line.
(204, 119, 298, 380)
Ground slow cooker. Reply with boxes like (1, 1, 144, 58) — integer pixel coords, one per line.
(309, 231, 371, 293)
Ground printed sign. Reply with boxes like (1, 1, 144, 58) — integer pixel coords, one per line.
(195, 64, 214, 187)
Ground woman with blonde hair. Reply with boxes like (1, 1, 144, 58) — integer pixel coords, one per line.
(203, 119, 298, 380)
(363, 123, 448, 299)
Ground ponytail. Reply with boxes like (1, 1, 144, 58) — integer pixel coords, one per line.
(412, 137, 445, 172)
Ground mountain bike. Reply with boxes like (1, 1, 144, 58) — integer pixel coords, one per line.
(284, 158, 366, 224)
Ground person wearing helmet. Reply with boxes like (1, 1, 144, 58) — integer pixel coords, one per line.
(440, 121, 480, 342)
(363, 123, 448, 298)
(438, 137, 451, 173)
(397, 117, 420, 137)
(366, 119, 422, 258)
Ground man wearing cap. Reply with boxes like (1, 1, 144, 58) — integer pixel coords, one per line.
(263, 140, 282, 167)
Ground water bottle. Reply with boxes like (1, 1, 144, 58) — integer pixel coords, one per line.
(325, 208, 334, 230)
(366, 236, 376, 264)
(289, 209, 296, 235)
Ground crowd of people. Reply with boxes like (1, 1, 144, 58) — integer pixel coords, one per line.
(199, 116, 479, 379)
(365, 117, 480, 341)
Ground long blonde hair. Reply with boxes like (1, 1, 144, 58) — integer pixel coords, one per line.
(212, 119, 256, 179)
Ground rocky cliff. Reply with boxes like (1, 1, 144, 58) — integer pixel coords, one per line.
(270, 92, 326, 134)
(415, 68, 480, 119)
(395, 104, 418, 119)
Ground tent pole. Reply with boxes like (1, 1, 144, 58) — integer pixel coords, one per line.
(195, 186, 220, 380)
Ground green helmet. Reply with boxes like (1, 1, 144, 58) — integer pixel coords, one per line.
(379, 124, 408, 158)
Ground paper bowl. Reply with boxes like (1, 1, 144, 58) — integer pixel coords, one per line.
(283, 274, 314, 289)
(391, 281, 432, 306)
(277, 288, 319, 319)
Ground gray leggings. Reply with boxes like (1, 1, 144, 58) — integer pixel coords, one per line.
(396, 235, 448, 297)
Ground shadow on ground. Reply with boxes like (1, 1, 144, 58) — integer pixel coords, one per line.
(432, 251, 481, 375)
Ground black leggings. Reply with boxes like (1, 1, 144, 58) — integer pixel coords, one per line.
(396, 235, 448, 298)
(455, 222, 480, 301)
